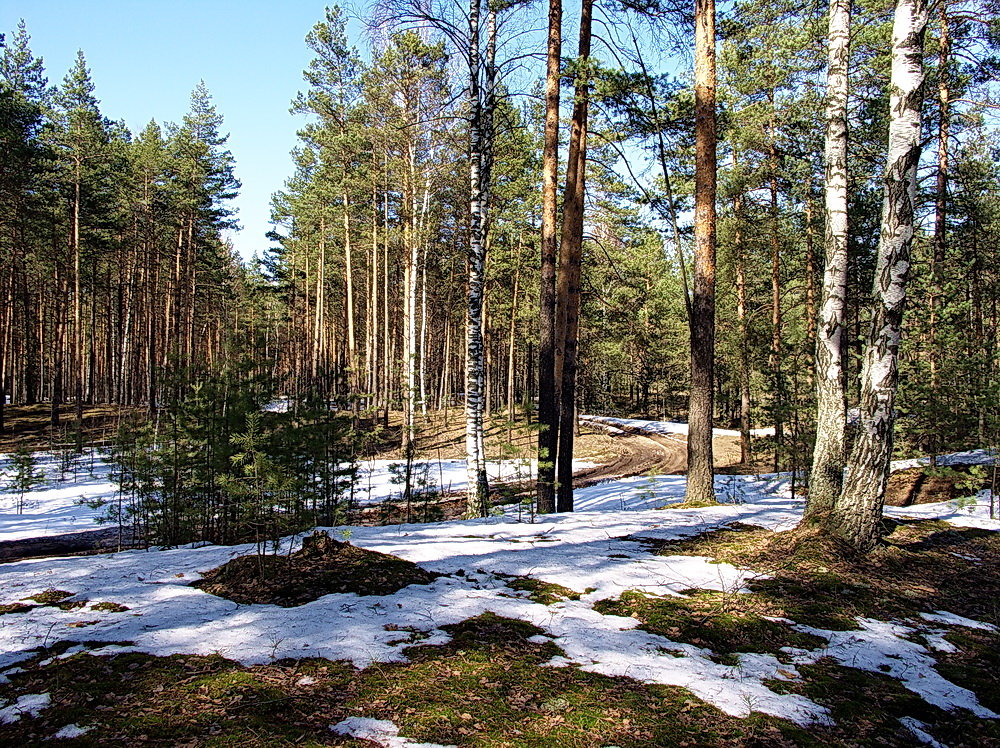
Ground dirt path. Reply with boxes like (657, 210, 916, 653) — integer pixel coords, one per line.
(571, 421, 742, 488)
(361, 423, 744, 524)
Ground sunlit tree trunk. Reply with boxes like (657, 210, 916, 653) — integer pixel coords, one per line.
(343, 190, 357, 405)
(832, 0, 927, 552)
(808, 0, 852, 518)
(555, 0, 593, 514)
(732, 166, 751, 465)
(465, 0, 490, 516)
(685, 0, 717, 504)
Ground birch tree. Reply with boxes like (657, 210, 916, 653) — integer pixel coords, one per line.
(465, 0, 491, 516)
(831, 0, 928, 551)
(807, 0, 851, 518)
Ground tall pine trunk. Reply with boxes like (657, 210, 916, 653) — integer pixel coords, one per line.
(928, 3, 950, 460)
(732, 158, 752, 465)
(685, 0, 717, 504)
(554, 0, 593, 514)
(808, 0, 852, 518)
(536, 0, 562, 515)
(832, 0, 927, 552)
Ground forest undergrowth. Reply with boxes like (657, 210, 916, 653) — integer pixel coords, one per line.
(1, 518, 997, 747)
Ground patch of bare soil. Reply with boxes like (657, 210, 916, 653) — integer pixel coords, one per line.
(0, 403, 143, 452)
(884, 463, 993, 507)
(191, 531, 439, 607)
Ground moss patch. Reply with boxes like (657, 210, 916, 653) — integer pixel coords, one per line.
(191, 531, 439, 607)
(0, 647, 357, 746)
(24, 588, 75, 605)
(1, 615, 998, 746)
(500, 575, 582, 605)
(594, 589, 827, 659)
(639, 520, 1000, 630)
(91, 601, 130, 613)
(0, 601, 36, 615)
(348, 613, 809, 747)
(660, 498, 722, 510)
(786, 659, 1000, 747)
(935, 628, 1000, 714)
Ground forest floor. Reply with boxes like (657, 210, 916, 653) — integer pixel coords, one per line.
(0, 404, 141, 453)
(0, 416, 998, 746)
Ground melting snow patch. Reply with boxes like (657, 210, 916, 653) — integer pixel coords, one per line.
(0, 692, 51, 724)
(536, 603, 832, 726)
(789, 619, 998, 718)
(898, 717, 947, 747)
(922, 632, 958, 654)
(920, 611, 998, 632)
(330, 717, 456, 748)
(53, 723, 93, 739)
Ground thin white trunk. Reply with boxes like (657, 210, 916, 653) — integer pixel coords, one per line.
(808, 0, 852, 517)
(465, 0, 489, 517)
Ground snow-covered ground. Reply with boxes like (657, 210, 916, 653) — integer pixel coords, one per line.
(0, 451, 592, 543)
(0, 424, 997, 734)
(351, 457, 594, 506)
(1, 456, 997, 728)
(0, 451, 115, 542)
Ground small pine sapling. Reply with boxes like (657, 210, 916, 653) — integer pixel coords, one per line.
(7, 447, 46, 513)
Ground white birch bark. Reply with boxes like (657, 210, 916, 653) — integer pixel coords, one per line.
(465, 0, 489, 517)
(808, 0, 852, 517)
(833, 0, 928, 551)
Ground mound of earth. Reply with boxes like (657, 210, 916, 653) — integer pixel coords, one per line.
(192, 531, 439, 607)
(885, 462, 994, 507)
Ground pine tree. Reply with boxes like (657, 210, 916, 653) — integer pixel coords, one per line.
(686, 0, 718, 504)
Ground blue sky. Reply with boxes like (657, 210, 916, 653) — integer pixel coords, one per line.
(0, 0, 368, 260)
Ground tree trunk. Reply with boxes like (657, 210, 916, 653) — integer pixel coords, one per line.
(73, 158, 84, 426)
(928, 2, 950, 456)
(686, 0, 717, 504)
(733, 166, 751, 465)
(465, 0, 490, 517)
(768, 111, 784, 473)
(832, 0, 927, 552)
(343, 190, 357, 404)
(808, 0, 852, 518)
(555, 0, 593, 514)
(536, 0, 562, 515)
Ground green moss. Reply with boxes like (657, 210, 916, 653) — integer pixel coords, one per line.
(660, 498, 721, 510)
(594, 590, 828, 658)
(348, 613, 803, 747)
(935, 629, 1000, 714)
(640, 520, 1000, 631)
(1, 617, 997, 746)
(0, 647, 357, 745)
(91, 601, 130, 612)
(23, 588, 74, 605)
(0, 601, 36, 615)
(502, 576, 582, 605)
(799, 659, 999, 746)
